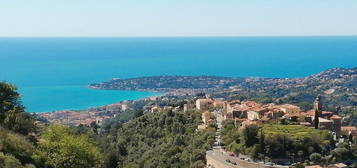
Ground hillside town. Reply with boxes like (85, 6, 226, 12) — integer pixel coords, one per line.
(196, 97, 356, 168)
(37, 101, 130, 126)
(37, 92, 357, 168)
(197, 97, 357, 140)
(34, 68, 357, 168)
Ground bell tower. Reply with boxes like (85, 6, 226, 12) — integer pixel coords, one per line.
(314, 96, 322, 114)
(314, 96, 322, 129)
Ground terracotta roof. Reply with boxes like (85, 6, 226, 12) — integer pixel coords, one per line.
(330, 115, 342, 119)
(305, 110, 334, 117)
(318, 117, 333, 123)
(248, 107, 268, 112)
(228, 100, 241, 105)
(283, 113, 301, 118)
(279, 104, 301, 109)
(341, 126, 357, 131)
(305, 165, 323, 168)
(261, 116, 270, 121)
(197, 98, 214, 103)
(242, 101, 261, 107)
(214, 101, 225, 104)
(328, 163, 348, 168)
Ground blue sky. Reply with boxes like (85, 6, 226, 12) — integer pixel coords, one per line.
(1, 0, 357, 37)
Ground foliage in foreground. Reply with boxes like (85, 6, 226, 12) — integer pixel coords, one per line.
(0, 82, 35, 135)
(101, 109, 216, 168)
(0, 127, 40, 168)
(38, 125, 102, 168)
(1, 82, 103, 168)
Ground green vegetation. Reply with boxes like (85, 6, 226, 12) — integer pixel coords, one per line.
(222, 121, 357, 165)
(1, 81, 216, 168)
(0, 82, 103, 168)
(38, 125, 102, 168)
(261, 124, 333, 140)
(2, 68, 357, 168)
(0, 127, 39, 168)
(221, 122, 333, 160)
(100, 109, 215, 168)
(0, 82, 35, 135)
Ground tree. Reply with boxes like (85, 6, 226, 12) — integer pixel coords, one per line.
(38, 125, 102, 168)
(0, 152, 24, 168)
(133, 109, 144, 118)
(101, 109, 215, 168)
(0, 82, 35, 134)
(297, 150, 304, 162)
(103, 150, 119, 168)
(242, 125, 259, 147)
(292, 163, 305, 168)
(309, 153, 322, 164)
(331, 147, 349, 161)
(0, 82, 20, 117)
(351, 163, 357, 168)
(0, 127, 42, 166)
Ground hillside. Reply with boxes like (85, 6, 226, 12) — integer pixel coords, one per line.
(100, 109, 215, 168)
(90, 67, 357, 111)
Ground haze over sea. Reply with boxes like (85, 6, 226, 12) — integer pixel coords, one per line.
(1, 37, 356, 113)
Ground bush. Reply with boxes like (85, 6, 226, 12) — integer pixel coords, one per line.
(38, 125, 102, 168)
(309, 153, 322, 164)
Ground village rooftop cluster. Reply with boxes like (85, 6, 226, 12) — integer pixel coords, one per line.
(197, 97, 357, 141)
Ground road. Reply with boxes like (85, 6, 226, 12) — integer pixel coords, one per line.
(207, 148, 245, 168)
(206, 109, 288, 168)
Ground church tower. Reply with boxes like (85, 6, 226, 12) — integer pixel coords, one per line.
(314, 96, 322, 129)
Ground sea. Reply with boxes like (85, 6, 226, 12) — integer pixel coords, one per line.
(0, 37, 356, 113)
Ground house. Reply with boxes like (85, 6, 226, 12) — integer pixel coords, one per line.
(105, 103, 121, 113)
(305, 165, 323, 168)
(226, 100, 262, 119)
(301, 97, 343, 137)
(247, 107, 268, 120)
(213, 100, 226, 109)
(279, 104, 301, 115)
(341, 126, 357, 139)
(151, 105, 161, 113)
(240, 119, 257, 129)
(265, 109, 284, 119)
(121, 103, 129, 111)
(183, 104, 188, 112)
(226, 100, 241, 118)
(304, 110, 334, 119)
(328, 163, 348, 168)
(202, 111, 216, 125)
(330, 115, 342, 137)
(247, 111, 260, 120)
(196, 99, 214, 110)
(316, 117, 334, 130)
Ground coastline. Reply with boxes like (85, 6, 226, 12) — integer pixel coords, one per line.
(36, 90, 164, 126)
(35, 67, 357, 125)
(21, 85, 162, 113)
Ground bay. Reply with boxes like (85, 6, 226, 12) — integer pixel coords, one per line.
(0, 37, 356, 112)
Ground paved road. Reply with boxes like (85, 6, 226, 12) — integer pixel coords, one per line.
(207, 109, 288, 168)
(207, 149, 245, 168)
(207, 148, 289, 168)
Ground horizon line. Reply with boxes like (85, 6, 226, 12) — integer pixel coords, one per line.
(0, 35, 357, 38)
